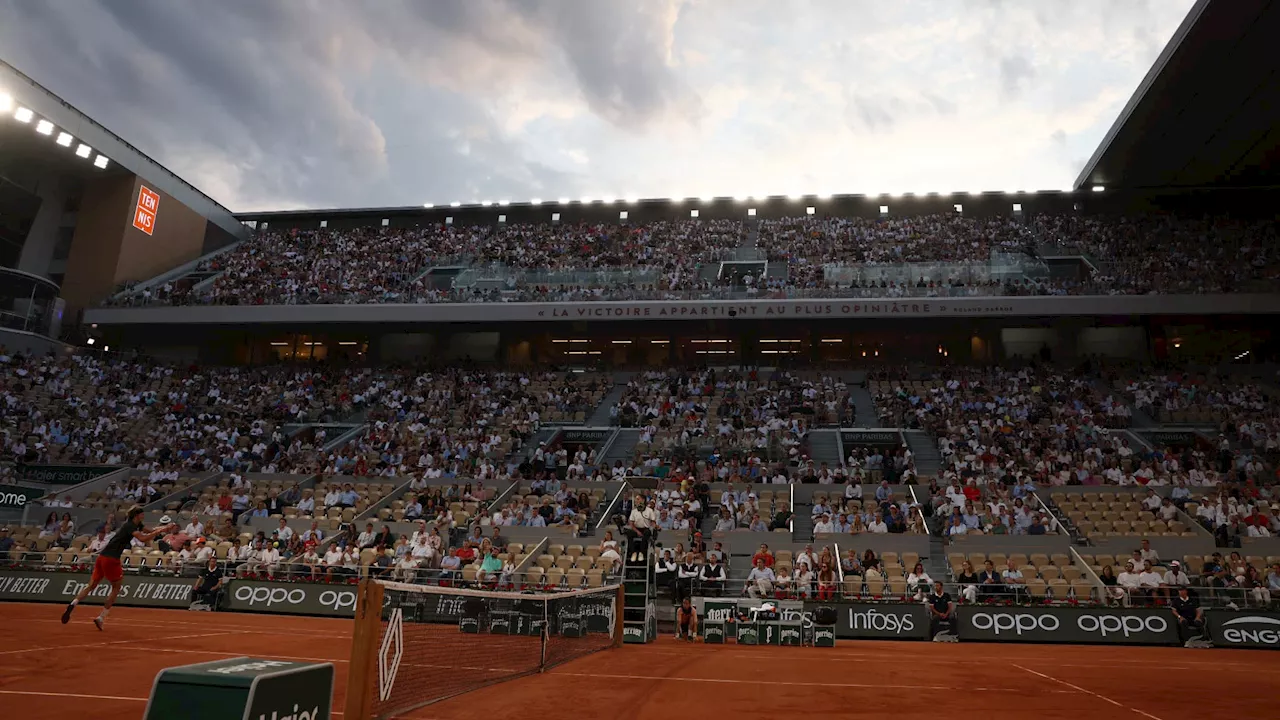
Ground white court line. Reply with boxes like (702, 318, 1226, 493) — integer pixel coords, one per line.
(553, 671, 1077, 693)
(1012, 664, 1164, 720)
(0, 690, 145, 702)
(634, 648, 1251, 671)
(15, 616, 353, 638)
(0, 631, 240, 656)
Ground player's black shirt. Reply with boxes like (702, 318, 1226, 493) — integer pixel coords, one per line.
(101, 520, 141, 558)
(196, 565, 225, 591)
(1171, 595, 1199, 622)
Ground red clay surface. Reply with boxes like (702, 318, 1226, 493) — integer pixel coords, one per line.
(1, 602, 1278, 719)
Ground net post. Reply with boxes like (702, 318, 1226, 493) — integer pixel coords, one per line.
(344, 579, 385, 720)
(613, 583, 625, 648)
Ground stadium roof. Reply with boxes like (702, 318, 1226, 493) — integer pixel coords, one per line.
(1075, 0, 1280, 191)
(0, 60, 248, 240)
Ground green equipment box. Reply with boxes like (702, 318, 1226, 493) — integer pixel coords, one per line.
(145, 656, 333, 720)
(779, 621, 803, 646)
(703, 620, 727, 644)
(735, 622, 758, 645)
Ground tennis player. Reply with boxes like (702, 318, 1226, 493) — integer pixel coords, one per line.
(61, 506, 175, 630)
(676, 597, 699, 641)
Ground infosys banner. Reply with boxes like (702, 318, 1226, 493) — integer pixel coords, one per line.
(804, 602, 930, 640)
(956, 606, 1178, 645)
(1205, 611, 1280, 650)
(0, 571, 193, 608)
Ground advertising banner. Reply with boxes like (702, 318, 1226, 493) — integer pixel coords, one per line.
(16, 464, 121, 486)
(839, 430, 901, 447)
(558, 429, 613, 445)
(225, 580, 362, 617)
(0, 570, 193, 608)
(0, 484, 47, 508)
(956, 606, 1178, 645)
(1204, 611, 1280, 650)
(803, 601, 931, 640)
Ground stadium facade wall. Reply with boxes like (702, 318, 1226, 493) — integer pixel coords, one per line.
(115, 177, 211, 294)
(62, 173, 135, 308)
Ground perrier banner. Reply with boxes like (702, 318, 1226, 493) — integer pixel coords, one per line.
(16, 464, 122, 486)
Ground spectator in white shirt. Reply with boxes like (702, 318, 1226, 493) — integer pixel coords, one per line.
(183, 516, 205, 539)
(813, 513, 836, 534)
(745, 559, 776, 599)
(867, 513, 888, 534)
(275, 518, 294, 543)
(1138, 565, 1164, 603)
(1117, 562, 1143, 606)
(1139, 540, 1159, 568)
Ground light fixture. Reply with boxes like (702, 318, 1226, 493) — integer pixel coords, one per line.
(423, 203, 433, 208)
(625, 196, 639, 204)
(699, 195, 714, 203)
(56, 132, 73, 147)
(1234, 350, 1250, 360)
(450, 201, 461, 207)
(579, 196, 592, 204)
(601, 196, 616, 204)
(270, 342, 289, 346)
(558, 197, 570, 204)
(86, 338, 95, 345)
(76, 143, 93, 158)
(14, 106, 34, 123)
(35, 119, 54, 135)
(103, 346, 109, 352)
(0, 93, 12, 112)
(498, 200, 509, 206)
(531, 198, 542, 205)
(650, 339, 670, 344)
(93, 154, 109, 169)
(481, 200, 493, 206)
(1092, 185, 1105, 192)
(820, 338, 843, 343)
(338, 341, 359, 346)
(611, 340, 632, 345)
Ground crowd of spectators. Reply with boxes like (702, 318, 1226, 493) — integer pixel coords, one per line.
(101, 212, 1280, 308)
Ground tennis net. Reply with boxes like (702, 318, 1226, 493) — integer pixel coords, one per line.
(345, 579, 623, 720)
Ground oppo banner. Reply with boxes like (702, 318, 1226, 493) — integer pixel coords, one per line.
(804, 602, 930, 640)
(225, 580, 362, 617)
(1205, 611, 1280, 650)
(956, 606, 1178, 645)
(0, 570, 193, 608)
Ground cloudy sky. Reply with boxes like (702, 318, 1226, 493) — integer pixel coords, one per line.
(0, 0, 1195, 212)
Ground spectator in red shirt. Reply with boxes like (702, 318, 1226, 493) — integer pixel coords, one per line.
(752, 544, 775, 568)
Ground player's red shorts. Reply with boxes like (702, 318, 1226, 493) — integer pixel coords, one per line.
(90, 555, 123, 584)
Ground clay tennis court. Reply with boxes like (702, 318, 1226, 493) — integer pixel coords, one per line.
(1, 602, 1276, 720)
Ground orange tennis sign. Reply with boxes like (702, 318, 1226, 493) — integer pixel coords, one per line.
(133, 186, 160, 235)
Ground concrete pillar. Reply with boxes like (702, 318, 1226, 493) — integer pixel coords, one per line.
(16, 174, 67, 279)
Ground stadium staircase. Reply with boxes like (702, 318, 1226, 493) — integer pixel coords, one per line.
(621, 545, 658, 643)
(599, 429, 640, 467)
(845, 386, 881, 427)
(1091, 378, 1156, 428)
(902, 430, 941, 479)
(791, 500, 814, 542)
(807, 430, 842, 467)
(586, 383, 627, 426)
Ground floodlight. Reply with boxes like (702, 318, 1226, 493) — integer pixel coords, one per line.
(86, 338, 95, 345)
(14, 106, 34, 123)
(56, 132, 73, 147)
(1092, 185, 1105, 192)
(481, 200, 492, 206)
(450, 201, 461, 207)
(601, 196, 615, 204)
(35, 119, 54, 135)
(0, 93, 12, 112)
(423, 203, 433, 208)
(76, 143, 92, 158)
(498, 200, 509, 206)
(625, 196, 639, 204)
(530, 198, 542, 205)
(557, 197, 570, 204)
(580, 196, 592, 203)
(93, 154, 109, 169)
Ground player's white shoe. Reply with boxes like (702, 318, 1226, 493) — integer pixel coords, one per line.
(93, 616, 104, 631)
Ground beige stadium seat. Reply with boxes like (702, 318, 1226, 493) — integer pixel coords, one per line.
(1026, 579, 1048, 600)
(886, 577, 907, 598)
(525, 567, 546, 587)
(536, 554, 555, 569)
(1038, 566, 1061, 581)
(1070, 580, 1095, 602)
(554, 555, 575, 570)
(545, 568, 566, 587)
(1047, 578, 1069, 599)
(585, 570, 605, 588)
(507, 543, 524, 556)
(573, 556, 595, 571)
(546, 544, 565, 556)
(461, 565, 479, 583)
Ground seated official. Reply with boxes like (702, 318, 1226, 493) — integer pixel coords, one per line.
(927, 581, 955, 639)
(699, 556, 726, 597)
(190, 556, 225, 609)
(1170, 586, 1205, 644)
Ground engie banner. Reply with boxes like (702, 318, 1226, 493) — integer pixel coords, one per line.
(1205, 610, 1280, 650)
(804, 601, 931, 640)
(956, 606, 1178, 645)
(0, 571, 193, 608)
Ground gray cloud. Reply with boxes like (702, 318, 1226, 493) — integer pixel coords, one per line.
(999, 54, 1036, 98)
